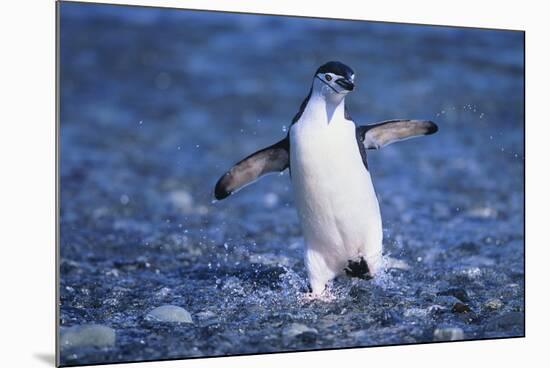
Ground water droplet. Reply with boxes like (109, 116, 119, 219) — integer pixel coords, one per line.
(120, 194, 130, 205)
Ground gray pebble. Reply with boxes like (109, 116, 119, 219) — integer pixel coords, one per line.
(145, 305, 193, 323)
(283, 323, 318, 338)
(484, 298, 504, 310)
(60, 324, 116, 349)
(433, 327, 464, 341)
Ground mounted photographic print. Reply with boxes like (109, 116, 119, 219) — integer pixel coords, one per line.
(57, 1, 525, 366)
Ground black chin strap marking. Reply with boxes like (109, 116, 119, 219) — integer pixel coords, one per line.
(315, 75, 340, 94)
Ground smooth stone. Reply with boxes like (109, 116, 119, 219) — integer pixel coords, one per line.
(145, 305, 193, 323)
(60, 324, 115, 349)
(283, 323, 318, 339)
(433, 327, 464, 341)
(484, 298, 504, 310)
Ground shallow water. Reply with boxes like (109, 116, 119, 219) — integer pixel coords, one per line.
(59, 3, 524, 366)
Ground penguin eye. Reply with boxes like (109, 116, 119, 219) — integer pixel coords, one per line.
(325, 74, 332, 81)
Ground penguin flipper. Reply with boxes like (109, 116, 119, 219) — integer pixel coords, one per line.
(357, 119, 438, 150)
(214, 138, 289, 200)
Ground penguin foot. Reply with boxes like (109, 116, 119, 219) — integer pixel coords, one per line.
(344, 257, 372, 279)
(303, 285, 337, 301)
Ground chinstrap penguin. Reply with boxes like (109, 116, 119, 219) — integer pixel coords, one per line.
(214, 61, 438, 295)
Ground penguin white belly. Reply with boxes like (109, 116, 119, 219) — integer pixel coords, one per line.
(290, 118, 383, 294)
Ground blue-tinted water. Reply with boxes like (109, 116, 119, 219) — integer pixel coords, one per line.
(59, 2, 524, 366)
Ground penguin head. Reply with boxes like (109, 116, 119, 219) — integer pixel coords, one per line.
(313, 61, 355, 97)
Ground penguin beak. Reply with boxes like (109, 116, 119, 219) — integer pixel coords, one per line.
(335, 77, 355, 91)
